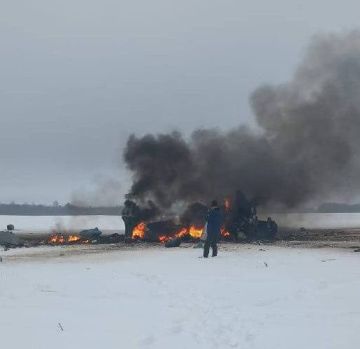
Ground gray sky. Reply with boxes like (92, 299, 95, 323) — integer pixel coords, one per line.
(1, 0, 359, 204)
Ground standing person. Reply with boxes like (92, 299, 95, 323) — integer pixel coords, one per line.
(203, 200, 222, 258)
(122, 200, 140, 240)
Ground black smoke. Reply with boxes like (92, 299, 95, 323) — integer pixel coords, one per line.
(123, 31, 360, 210)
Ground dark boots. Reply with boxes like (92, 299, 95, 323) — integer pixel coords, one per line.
(203, 240, 218, 258)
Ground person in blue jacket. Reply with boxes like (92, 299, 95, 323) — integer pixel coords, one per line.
(203, 200, 222, 258)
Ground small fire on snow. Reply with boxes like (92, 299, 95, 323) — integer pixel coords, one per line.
(47, 234, 89, 245)
(158, 227, 189, 242)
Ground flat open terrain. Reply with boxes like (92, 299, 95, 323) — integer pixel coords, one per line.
(1, 244, 359, 349)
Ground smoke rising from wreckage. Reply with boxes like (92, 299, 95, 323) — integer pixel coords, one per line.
(124, 31, 360, 210)
(120, 32, 360, 242)
(4, 32, 360, 247)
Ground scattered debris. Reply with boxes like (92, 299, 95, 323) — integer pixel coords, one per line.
(0, 230, 22, 248)
(165, 237, 181, 248)
(58, 322, 64, 332)
(79, 227, 102, 239)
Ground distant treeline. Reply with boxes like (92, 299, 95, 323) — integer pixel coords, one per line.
(1, 202, 359, 215)
(317, 202, 360, 213)
(0, 203, 122, 216)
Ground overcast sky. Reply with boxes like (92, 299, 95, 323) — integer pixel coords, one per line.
(1, 0, 359, 204)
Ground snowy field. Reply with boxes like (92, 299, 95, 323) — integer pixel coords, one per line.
(2, 212, 360, 235)
(270, 212, 360, 229)
(1, 245, 359, 349)
(0, 215, 125, 234)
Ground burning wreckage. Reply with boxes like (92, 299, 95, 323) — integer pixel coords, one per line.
(0, 192, 277, 250)
(122, 190, 278, 246)
(0, 227, 123, 249)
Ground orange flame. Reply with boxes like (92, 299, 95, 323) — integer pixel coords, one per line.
(158, 235, 169, 243)
(221, 227, 231, 238)
(175, 227, 188, 238)
(156, 224, 230, 243)
(158, 227, 187, 243)
(132, 222, 146, 239)
(188, 225, 204, 239)
(68, 235, 81, 243)
(158, 226, 203, 243)
(48, 234, 65, 244)
(48, 233, 83, 244)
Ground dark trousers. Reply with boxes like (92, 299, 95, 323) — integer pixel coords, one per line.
(203, 239, 218, 258)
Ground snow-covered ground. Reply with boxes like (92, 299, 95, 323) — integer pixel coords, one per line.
(0, 215, 125, 234)
(0, 245, 359, 349)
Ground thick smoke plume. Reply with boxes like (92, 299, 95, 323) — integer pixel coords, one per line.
(124, 31, 360, 210)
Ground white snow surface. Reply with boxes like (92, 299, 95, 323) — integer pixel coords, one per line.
(0, 215, 125, 233)
(2, 212, 360, 235)
(0, 245, 359, 349)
